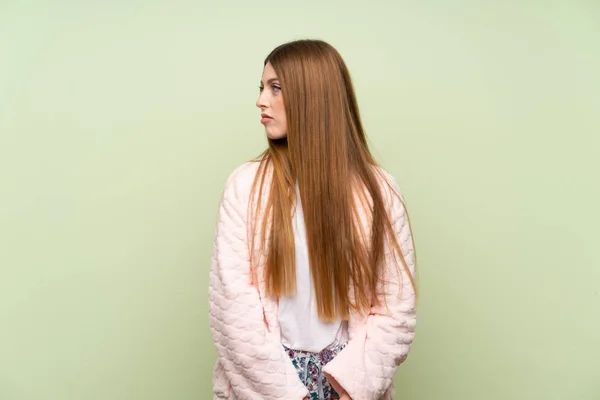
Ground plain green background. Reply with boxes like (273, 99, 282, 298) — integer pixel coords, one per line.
(1, 1, 599, 399)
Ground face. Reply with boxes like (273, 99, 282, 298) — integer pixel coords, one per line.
(256, 62, 287, 139)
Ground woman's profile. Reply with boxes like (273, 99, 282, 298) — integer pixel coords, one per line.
(209, 39, 417, 400)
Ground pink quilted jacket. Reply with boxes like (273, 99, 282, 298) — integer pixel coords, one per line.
(209, 162, 417, 400)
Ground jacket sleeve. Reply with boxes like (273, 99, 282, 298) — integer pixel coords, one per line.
(208, 171, 309, 400)
(323, 176, 417, 400)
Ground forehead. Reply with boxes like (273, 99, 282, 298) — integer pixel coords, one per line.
(261, 62, 279, 81)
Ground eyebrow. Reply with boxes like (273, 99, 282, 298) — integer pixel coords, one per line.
(260, 77, 280, 85)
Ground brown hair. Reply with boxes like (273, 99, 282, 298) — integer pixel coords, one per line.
(250, 39, 416, 321)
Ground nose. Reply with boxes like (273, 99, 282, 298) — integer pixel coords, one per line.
(256, 90, 268, 109)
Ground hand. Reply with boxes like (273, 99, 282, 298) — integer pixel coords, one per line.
(338, 392, 351, 400)
(324, 373, 351, 400)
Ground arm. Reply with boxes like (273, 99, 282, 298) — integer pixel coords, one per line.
(209, 171, 309, 400)
(323, 177, 417, 400)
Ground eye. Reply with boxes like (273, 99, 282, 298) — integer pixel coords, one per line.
(258, 85, 264, 92)
(272, 84, 281, 92)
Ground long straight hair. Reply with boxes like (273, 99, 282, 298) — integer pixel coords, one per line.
(250, 39, 416, 321)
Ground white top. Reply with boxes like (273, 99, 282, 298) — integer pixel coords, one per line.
(278, 186, 348, 353)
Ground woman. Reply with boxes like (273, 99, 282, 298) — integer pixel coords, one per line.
(209, 39, 417, 400)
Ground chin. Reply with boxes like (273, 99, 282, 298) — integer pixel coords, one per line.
(265, 130, 287, 140)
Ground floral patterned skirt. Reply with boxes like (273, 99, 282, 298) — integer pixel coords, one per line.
(284, 343, 347, 400)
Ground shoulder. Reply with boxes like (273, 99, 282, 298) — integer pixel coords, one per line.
(225, 161, 261, 187)
(371, 166, 411, 229)
(372, 166, 404, 201)
(222, 161, 262, 202)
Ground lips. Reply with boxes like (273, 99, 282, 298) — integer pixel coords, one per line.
(261, 113, 273, 125)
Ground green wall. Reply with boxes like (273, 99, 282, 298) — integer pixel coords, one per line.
(1, 1, 598, 399)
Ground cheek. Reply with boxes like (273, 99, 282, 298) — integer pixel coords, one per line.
(275, 99, 286, 123)
(272, 95, 282, 110)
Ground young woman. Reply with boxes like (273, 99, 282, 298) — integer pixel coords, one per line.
(209, 39, 417, 400)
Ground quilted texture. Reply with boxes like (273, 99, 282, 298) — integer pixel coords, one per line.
(209, 162, 417, 400)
